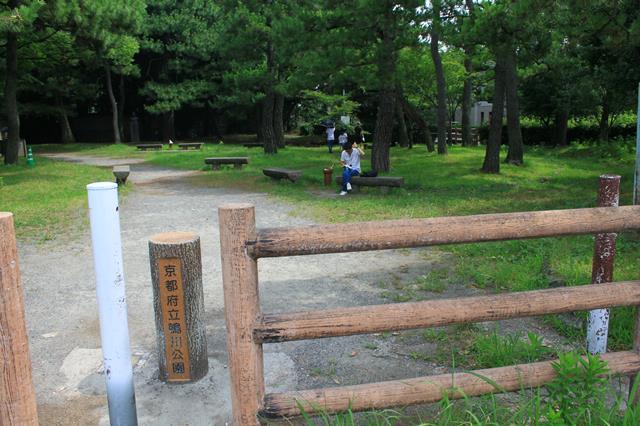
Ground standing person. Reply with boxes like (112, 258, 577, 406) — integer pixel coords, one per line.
(326, 122, 336, 153)
(339, 140, 365, 196)
(338, 130, 348, 149)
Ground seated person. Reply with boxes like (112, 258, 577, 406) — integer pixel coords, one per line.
(339, 140, 365, 196)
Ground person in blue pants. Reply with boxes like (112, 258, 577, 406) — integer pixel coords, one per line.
(339, 140, 364, 195)
(326, 124, 335, 153)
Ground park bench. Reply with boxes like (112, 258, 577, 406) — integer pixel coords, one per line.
(136, 143, 162, 151)
(112, 165, 130, 185)
(263, 168, 302, 183)
(178, 142, 204, 150)
(204, 157, 249, 170)
(244, 143, 263, 148)
(335, 176, 404, 193)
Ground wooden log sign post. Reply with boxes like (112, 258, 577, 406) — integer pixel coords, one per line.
(149, 232, 208, 382)
(0, 213, 38, 425)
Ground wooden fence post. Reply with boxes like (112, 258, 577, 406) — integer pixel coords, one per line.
(587, 174, 620, 354)
(149, 232, 208, 383)
(219, 204, 264, 426)
(0, 212, 38, 425)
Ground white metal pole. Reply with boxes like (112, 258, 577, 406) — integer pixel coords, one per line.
(634, 83, 640, 205)
(87, 182, 138, 426)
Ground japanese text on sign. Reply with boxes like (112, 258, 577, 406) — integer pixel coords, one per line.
(158, 258, 191, 381)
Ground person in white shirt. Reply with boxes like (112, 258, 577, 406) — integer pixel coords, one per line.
(326, 124, 336, 153)
(338, 131, 348, 149)
(339, 140, 365, 195)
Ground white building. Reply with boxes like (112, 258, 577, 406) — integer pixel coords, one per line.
(454, 101, 494, 126)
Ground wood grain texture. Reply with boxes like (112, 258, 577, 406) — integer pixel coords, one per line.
(219, 204, 264, 426)
(255, 280, 640, 343)
(250, 206, 640, 258)
(261, 351, 640, 418)
(0, 213, 38, 425)
(149, 232, 208, 383)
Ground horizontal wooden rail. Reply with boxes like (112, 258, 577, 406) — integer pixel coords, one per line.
(261, 350, 640, 418)
(249, 206, 640, 258)
(255, 280, 640, 343)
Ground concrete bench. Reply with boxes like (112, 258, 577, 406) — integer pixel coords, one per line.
(263, 168, 302, 183)
(204, 157, 249, 170)
(112, 165, 130, 185)
(244, 143, 263, 148)
(136, 144, 162, 151)
(178, 142, 204, 150)
(336, 176, 404, 193)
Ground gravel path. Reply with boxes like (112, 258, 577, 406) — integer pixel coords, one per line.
(22, 154, 455, 425)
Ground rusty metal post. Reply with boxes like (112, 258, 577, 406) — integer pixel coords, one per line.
(586, 174, 621, 354)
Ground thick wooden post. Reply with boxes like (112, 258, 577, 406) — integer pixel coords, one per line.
(0, 213, 38, 425)
(219, 204, 264, 426)
(149, 232, 208, 383)
(587, 174, 620, 354)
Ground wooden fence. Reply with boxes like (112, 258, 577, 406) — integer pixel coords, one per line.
(219, 203, 640, 425)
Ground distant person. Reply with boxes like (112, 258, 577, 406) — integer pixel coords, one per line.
(354, 126, 365, 144)
(338, 131, 348, 149)
(326, 123, 336, 153)
(339, 140, 365, 196)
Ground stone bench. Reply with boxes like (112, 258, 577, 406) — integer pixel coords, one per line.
(335, 176, 404, 193)
(178, 142, 204, 150)
(112, 165, 130, 185)
(136, 143, 163, 151)
(244, 143, 263, 148)
(263, 168, 302, 183)
(204, 157, 249, 170)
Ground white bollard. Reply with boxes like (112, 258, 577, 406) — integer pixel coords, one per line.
(87, 182, 138, 426)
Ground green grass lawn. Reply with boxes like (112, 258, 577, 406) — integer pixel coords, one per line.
(0, 156, 124, 240)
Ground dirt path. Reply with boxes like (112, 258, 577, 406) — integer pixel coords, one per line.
(19, 155, 444, 425)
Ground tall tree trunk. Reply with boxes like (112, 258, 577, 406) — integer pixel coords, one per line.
(118, 75, 126, 142)
(4, 26, 20, 165)
(273, 93, 285, 148)
(599, 95, 610, 142)
(105, 64, 121, 143)
(371, 3, 397, 171)
(396, 100, 409, 148)
(283, 99, 296, 132)
(261, 93, 277, 154)
(462, 56, 474, 147)
(372, 88, 395, 172)
(162, 111, 175, 142)
(401, 97, 434, 152)
(481, 55, 506, 173)
(462, 0, 476, 147)
(430, 0, 448, 155)
(56, 96, 75, 144)
(262, 17, 277, 155)
(504, 50, 524, 165)
(553, 109, 569, 146)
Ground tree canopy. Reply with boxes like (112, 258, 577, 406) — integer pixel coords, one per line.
(2, 0, 639, 170)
